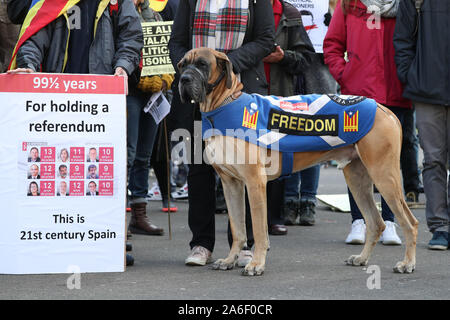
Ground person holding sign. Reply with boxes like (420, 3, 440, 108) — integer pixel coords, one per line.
(169, 0, 275, 266)
(126, 0, 174, 236)
(7, 0, 142, 81)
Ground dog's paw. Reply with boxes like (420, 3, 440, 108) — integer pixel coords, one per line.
(241, 263, 265, 276)
(211, 259, 235, 271)
(345, 255, 368, 266)
(393, 261, 415, 274)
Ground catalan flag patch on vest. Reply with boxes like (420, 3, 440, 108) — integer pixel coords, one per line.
(343, 111, 359, 132)
(242, 107, 259, 130)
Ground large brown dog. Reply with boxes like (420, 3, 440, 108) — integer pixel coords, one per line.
(177, 47, 418, 276)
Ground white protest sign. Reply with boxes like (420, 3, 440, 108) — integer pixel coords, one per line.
(0, 73, 127, 274)
(286, 0, 329, 53)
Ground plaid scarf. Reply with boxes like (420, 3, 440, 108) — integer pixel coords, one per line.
(193, 0, 249, 53)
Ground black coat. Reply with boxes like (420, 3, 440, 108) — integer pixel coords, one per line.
(168, 0, 275, 132)
(7, 0, 31, 24)
(393, 0, 450, 106)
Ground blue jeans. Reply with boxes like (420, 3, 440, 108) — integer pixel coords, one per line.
(284, 165, 320, 203)
(127, 92, 158, 202)
(401, 107, 421, 193)
(349, 106, 420, 222)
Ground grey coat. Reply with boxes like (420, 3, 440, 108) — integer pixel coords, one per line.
(16, 0, 143, 76)
(268, 0, 315, 97)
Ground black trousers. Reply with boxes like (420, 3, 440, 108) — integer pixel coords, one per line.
(188, 162, 255, 252)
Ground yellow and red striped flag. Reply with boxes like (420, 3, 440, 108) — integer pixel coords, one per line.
(8, 0, 81, 70)
(343, 110, 359, 132)
(242, 107, 258, 130)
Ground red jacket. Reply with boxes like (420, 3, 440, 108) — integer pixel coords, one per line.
(323, 0, 410, 108)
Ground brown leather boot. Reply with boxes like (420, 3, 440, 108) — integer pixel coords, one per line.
(129, 202, 164, 236)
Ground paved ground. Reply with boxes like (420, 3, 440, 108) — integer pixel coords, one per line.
(1, 165, 449, 301)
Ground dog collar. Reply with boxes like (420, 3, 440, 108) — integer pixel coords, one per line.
(206, 69, 226, 95)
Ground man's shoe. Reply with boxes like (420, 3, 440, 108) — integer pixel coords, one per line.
(171, 183, 188, 199)
(162, 197, 178, 212)
(236, 249, 253, 267)
(428, 231, 449, 250)
(283, 199, 299, 225)
(185, 246, 212, 266)
(126, 242, 133, 252)
(405, 191, 419, 203)
(129, 202, 164, 236)
(126, 254, 134, 266)
(146, 183, 162, 201)
(269, 224, 288, 235)
(345, 219, 366, 244)
(380, 221, 402, 245)
(299, 200, 316, 226)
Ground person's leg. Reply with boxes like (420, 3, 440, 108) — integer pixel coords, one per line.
(151, 127, 177, 211)
(283, 172, 300, 225)
(127, 93, 163, 235)
(345, 188, 366, 244)
(299, 165, 320, 203)
(128, 95, 159, 200)
(267, 178, 287, 235)
(348, 189, 364, 222)
(400, 108, 421, 199)
(415, 102, 450, 236)
(390, 106, 421, 201)
(187, 162, 217, 252)
(298, 165, 320, 225)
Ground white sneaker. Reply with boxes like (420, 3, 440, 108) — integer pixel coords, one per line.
(185, 246, 212, 266)
(236, 249, 253, 267)
(380, 221, 402, 245)
(146, 183, 162, 201)
(171, 183, 188, 199)
(345, 219, 366, 244)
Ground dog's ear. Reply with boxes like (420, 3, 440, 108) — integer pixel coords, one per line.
(177, 57, 186, 73)
(212, 51, 233, 89)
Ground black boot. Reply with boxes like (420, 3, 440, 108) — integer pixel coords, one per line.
(299, 200, 315, 226)
(283, 199, 299, 225)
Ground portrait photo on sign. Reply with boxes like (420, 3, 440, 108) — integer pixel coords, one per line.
(57, 180, 70, 196)
(27, 147, 41, 162)
(86, 164, 99, 179)
(27, 181, 40, 196)
(86, 147, 99, 162)
(58, 148, 70, 162)
(28, 164, 40, 179)
(58, 164, 69, 179)
(86, 180, 98, 196)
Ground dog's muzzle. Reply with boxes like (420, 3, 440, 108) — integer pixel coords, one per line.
(179, 65, 208, 104)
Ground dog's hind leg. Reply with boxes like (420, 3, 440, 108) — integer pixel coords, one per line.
(211, 171, 246, 271)
(357, 143, 419, 274)
(343, 158, 385, 267)
(356, 107, 418, 273)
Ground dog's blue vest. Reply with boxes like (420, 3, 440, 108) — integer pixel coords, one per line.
(202, 93, 378, 176)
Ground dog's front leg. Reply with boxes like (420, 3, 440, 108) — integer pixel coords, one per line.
(242, 176, 269, 276)
(211, 171, 246, 271)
